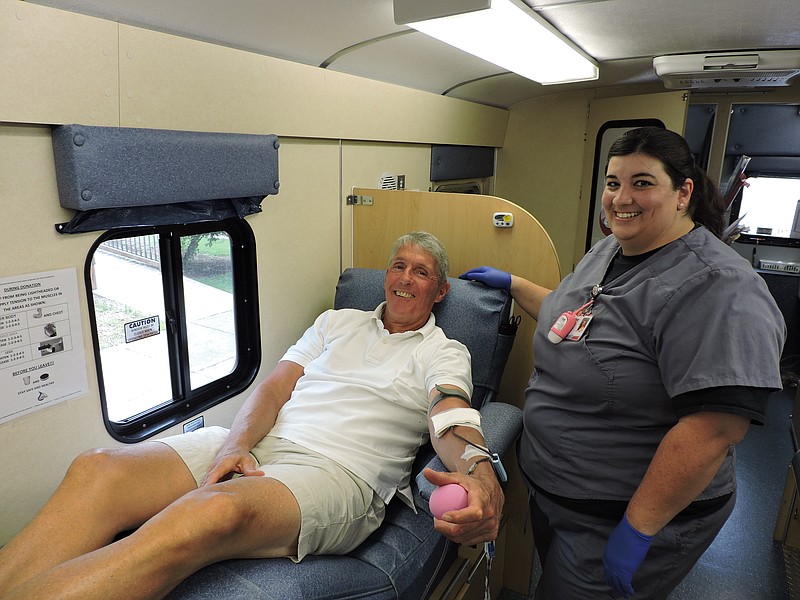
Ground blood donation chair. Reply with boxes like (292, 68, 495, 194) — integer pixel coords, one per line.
(165, 267, 522, 599)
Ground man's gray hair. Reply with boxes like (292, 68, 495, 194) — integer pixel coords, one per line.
(388, 231, 450, 283)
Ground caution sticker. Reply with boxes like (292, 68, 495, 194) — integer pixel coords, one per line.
(124, 316, 161, 343)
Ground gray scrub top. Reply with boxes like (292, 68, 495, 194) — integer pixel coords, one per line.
(520, 226, 785, 502)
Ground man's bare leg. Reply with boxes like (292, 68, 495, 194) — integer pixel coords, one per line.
(0, 442, 196, 595)
(2, 475, 301, 600)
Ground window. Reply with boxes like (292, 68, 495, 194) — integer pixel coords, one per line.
(723, 103, 800, 249)
(86, 219, 260, 442)
(729, 176, 800, 247)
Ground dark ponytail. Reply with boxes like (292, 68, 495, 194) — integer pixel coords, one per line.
(607, 127, 726, 238)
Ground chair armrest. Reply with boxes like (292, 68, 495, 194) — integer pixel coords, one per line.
(415, 402, 523, 512)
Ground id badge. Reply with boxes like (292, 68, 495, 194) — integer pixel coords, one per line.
(566, 314, 593, 341)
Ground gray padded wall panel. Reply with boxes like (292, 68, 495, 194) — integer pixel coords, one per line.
(52, 125, 280, 210)
(430, 145, 494, 182)
(726, 104, 800, 157)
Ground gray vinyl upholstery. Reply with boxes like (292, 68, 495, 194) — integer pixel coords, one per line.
(50, 124, 280, 234)
(51, 124, 279, 210)
(165, 268, 521, 600)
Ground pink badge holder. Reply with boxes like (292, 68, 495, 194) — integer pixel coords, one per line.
(548, 311, 577, 344)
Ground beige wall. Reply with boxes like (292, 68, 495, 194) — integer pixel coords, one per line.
(496, 90, 594, 276)
(0, 0, 508, 544)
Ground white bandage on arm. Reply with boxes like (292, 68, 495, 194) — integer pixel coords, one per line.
(462, 445, 491, 462)
(431, 407, 484, 439)
(432, 406, 509, 483)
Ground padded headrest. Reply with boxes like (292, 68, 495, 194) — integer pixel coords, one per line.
(334, 268, 515, 408)
(51, 124, 280, 210)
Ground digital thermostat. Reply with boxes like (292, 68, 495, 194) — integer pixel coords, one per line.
(493, 212, 514, 228)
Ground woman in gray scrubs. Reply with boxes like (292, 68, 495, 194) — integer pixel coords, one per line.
(462, 127, 785, 599)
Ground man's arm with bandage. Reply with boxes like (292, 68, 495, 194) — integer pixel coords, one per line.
(424, 385, 504, 546)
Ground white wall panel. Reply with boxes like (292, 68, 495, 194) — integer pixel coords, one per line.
(0, 0, 118, 125)
(118, 25, 508, 146)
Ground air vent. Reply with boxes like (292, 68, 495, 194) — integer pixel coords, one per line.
(669, 70, 799, 89)
(654, 51, 800, 90)
(379, 174, 398, 190)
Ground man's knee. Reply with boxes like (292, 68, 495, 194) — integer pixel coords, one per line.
(67, 448, 121, 484)
(179, 489, 246, 537)
(158, 488, 257, 557)
(169, 485, 298, 559)
(65, 447, 153, 501)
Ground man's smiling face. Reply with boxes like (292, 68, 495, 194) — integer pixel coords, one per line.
(383, 244, 449, 334)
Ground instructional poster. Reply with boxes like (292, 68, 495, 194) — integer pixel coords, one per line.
(0, 268, 88, 425)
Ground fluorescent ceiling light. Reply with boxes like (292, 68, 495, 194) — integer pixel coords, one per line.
(394, 0, 598, 85)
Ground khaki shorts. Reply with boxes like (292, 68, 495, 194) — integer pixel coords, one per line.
(157, 426, 386, 561)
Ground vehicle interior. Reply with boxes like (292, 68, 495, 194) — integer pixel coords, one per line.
(1, 0, 799, 598)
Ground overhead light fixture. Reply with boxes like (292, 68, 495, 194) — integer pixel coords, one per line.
(394, 0, 598, 85)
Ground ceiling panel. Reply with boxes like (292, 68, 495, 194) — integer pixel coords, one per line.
(328, 32, 507, 96)
(28, 0, 407, 66)
(536, 0, 800, 61)
(448, 57, 662, 106)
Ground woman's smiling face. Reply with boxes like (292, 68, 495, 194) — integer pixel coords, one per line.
(602, 152, 694, 255)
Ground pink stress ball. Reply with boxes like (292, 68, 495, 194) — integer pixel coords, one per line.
(429, 483, 468, 519)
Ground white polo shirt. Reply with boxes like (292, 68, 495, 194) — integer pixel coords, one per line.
(269, 302, 472, 507)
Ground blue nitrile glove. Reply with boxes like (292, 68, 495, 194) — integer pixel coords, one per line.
(603, 514, 653, 598)
(458, 266, 511, 291)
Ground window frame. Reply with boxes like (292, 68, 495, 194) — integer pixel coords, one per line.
(85, 218, 260, 442)
(584, 118, 666, 252)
